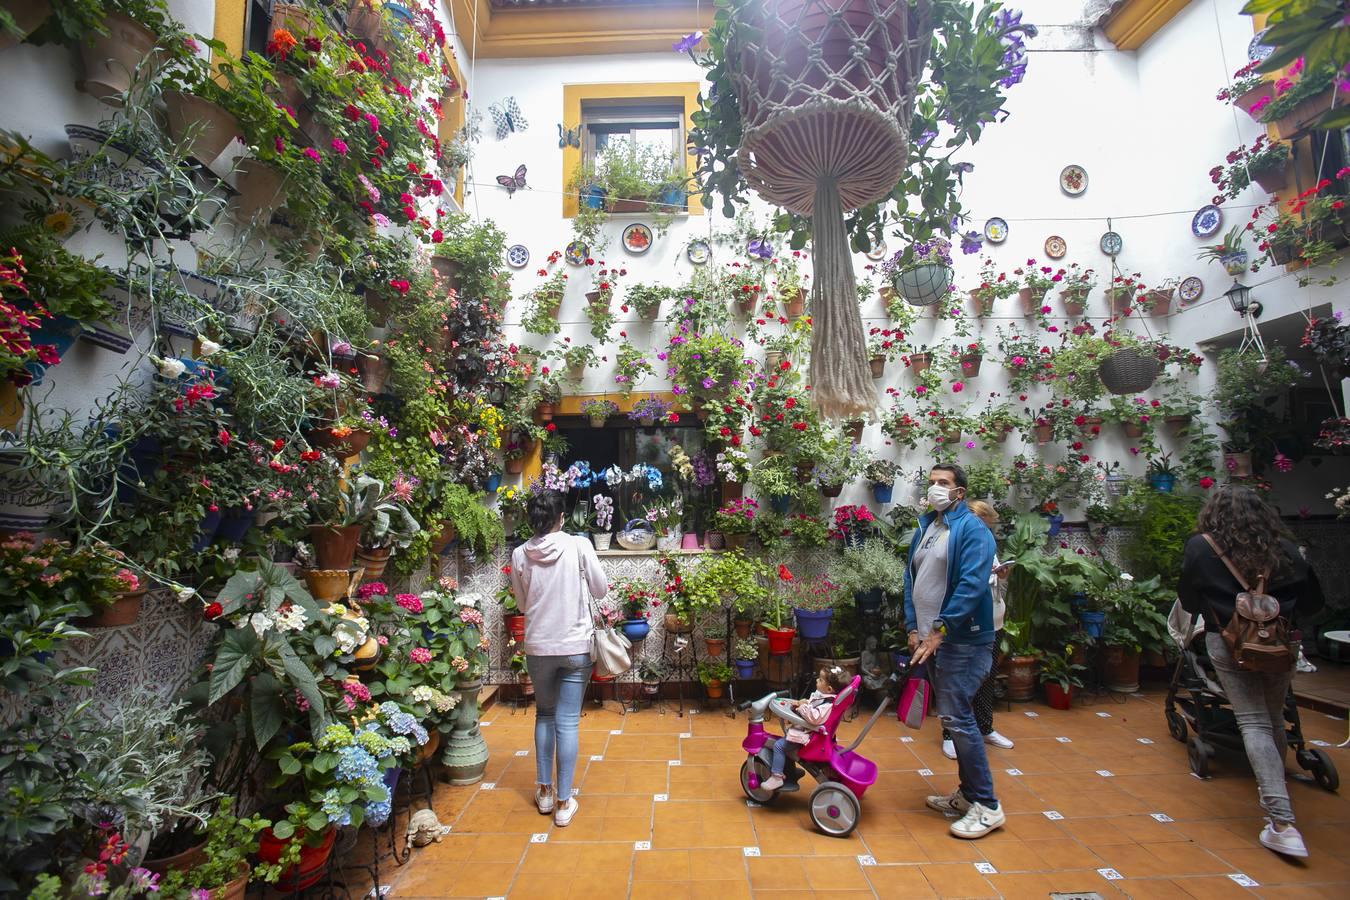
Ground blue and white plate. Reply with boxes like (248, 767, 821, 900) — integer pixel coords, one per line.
(983, 217, 1009, 243)
(564, 241, 588, 265)
(1099, 231, 1123, 256)
(865, 240, 888, 261)
(1248, 28, 1274, 62)
(1179, 276, 1204, 304)
(686, 239, 711, 265)
(1191, 205, 1222, 238)
(505, 244, 530, 268)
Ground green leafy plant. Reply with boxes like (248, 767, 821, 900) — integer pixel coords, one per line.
(1037, 645, 1086, 692)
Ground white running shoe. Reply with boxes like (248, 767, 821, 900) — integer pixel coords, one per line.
(760, 773, 785, 791)
(925, 788, 971, 815)
(1259, 821, 1308, 858)
(554, 797, 579, 827)
(950, 802, 1006, 839)
(535, 785, 554, 815)
(984, 731, 1014, 749)
(941, 739, 957, 760)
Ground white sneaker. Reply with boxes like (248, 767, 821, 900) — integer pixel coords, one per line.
(535, 785, 554, 815)
(950, 802, 1006, 839)
(925, 788, 971, 815)
(554, 797, 579, 827)
(984, 731, 1014, 750)
(1260, 822, 1308, 858)
(760, 774, 785, 791)
(941, 739, 957, 760)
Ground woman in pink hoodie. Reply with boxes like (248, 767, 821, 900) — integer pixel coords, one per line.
(509, 490, 609, 827)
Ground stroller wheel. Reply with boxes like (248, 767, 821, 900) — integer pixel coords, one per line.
(809, 781, 861, 837)
(1299, 747, 1339, 792)
(739, 758, 778, 805)
(1166, 709, 1187, 743)
(1188, 738, 1211, 778)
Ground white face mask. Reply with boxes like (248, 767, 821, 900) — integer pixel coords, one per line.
(927, 484, 955, 511)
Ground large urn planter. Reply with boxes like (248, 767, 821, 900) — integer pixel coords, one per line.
(77, 12, 157, 104)
(1005, 655, 1038, 701)
(308, 524, 361, 570)
(0, 0, 51, 50)
(1103, 645, 1140, 693)
(163, 91, 242, 165)
(441, 679, 489, 785)
(1098, 349, 1161, 395)
(76, 589, 145, 628)
(257, 826, 336, 892)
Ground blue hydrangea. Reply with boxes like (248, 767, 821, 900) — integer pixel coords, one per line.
(321, 789, 352, 826)
(389, 736, 412, 757)
(336, 744, 380, 783)
(365, 799, 392, 827)
(387, 710, 418, 736)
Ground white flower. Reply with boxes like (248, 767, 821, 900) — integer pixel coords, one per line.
(1118, 573, 1134, 582)
(332, 620, 364, 655)
(273, 605, 309, 632)
(248, 612, 274, 636)
(196, 336, 222, 357)
(222, 548, 240, 561)
(455, 592, 482, 608)
(173, 585, 195, 603)
(155, 356, 187, 379)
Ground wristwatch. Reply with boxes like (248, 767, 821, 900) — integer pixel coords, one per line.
(931, 619, 948, 636)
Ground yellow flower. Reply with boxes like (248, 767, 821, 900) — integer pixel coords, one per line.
(43, 209, 75, 237)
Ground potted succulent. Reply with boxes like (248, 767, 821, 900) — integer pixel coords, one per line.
(1038, 646, 1086, 711)
(696, 660, 734, 699)
(582, 398, 619, 427)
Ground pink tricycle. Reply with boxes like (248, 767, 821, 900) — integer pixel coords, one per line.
(737, 673, 901, 837)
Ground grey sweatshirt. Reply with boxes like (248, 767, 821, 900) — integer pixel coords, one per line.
(509, 532, 610, 657)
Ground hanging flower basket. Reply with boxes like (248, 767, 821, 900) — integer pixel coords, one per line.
(1267, 88, 1335, 141)
(1018, 287, 1041, 315)
(868, 354, 885, 378)
(1097, 348, 1161, 395)
(894, 263, 953, 307)
(1233, 80, 1273, 120)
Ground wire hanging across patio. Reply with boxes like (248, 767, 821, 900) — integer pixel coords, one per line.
(722, 0, 933, 419)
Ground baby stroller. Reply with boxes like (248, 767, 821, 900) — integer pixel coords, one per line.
(1165, 616, 1338, 791)
(736, 671, 902, 836)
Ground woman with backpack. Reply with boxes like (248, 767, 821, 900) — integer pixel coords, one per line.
(1178, 485, 1324, 859)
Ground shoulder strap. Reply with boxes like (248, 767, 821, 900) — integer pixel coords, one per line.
(1201, 533, 1251, 592)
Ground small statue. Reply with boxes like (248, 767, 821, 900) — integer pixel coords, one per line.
(406, 808, 450, 847)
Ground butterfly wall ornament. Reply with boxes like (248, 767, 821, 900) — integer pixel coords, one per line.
(488, 97, 528, 140)
(557, 123, 581, 149)
(496, 164, 527, 197)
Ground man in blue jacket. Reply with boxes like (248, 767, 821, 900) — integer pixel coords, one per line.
(904, 462, 1001, 839)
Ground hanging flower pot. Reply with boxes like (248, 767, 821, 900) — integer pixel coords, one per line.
(76, 11, 157, 104)
(429, 522, 458, 555)
(969, 290, 994, 317)
(163, 91, 242, 165)
(1221, 251, 1250, 276)
(1142, 288, 1173, 317)
(355, 545, 392, 582)
(216, 507, 256, 543)
(1098, 348, 1161, 395)
(1233, 80, 1273, 119)
(190, 508, 224, 551)
(820, 482, 844, 499)
(1223, 450, 1253, 478)
(1149, 473, 1175, 493)
(0, 381, 23, 433)
(430, 255, 460, 286)
(1044, 681, 1073, 710)
(1060, 288, 1088, 316)
(764, 626, 796, 656)
(1005, 655, 1038, 701)
(1077, 416, 1103, 438)
(355, 352, 392, 394)
(1103, 645, 1141, 693)
(868, 354, 885, 379)
(941, 427, 962, 446)
(1105, 286, 1134, 316)
(307, 524, 361, 570)
(536, 401, 555, 422)
(505, 457, 525, 475)
(257, 826, 336, 892)
(765, 349, 785, 370)
(270, 1, 318, 37)
(769, 494, 791, 515)
(76, 589, 145, 628)
(793, 608, 833, 641)
(846, 419, 865, 443)
(909, 352, 932, 376)
(1250, 159, 1289, 194)
(231, 159, 285, 223)
(1268, 88, 1335, 141)
(959, 353, 983, 377)
(855, 588, 883, 615)
(0, 0, 52, 50)
(736, 290, 759, 315)
(1122, 421, 1144, 439)
(783, 288, 806, 319)
(894, 263, 954, 307)
(1018, 286, 1040, 315)
(871, 482, 894, 504)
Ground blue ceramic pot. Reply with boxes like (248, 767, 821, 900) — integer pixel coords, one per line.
(24, 315, 81, 384)
(191, 508, 224, 551)
(794, 608, 833, 641)
(770, 494, 791, 515)
(871, 483, 894, 504)
(1079, 610, 1106, 638)
(1149, 473, 1175, 493)
(620, 619, 650, 642)
(1043, 513, 1064, 539)
(734, 660, 756, 679)
(659, 188, 686, 210)
(485, 472, 502, 493)
(216, 508, 255, 543)
(581, 185, 606, 209)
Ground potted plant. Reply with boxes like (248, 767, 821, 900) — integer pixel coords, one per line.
(1013, 259, 1061, 314)
(495, 581, 525, 644)
(571, 139, 688, 233)
(626, 282, 673, 320)
(733, 637, 759, 678)
(712, 496, 758, 550)
(521, 270, 567, 334)
(1196, 225, 1251, 276)
(589, 494, 615, 550)
(638, 658, 666, 700)
(1217, 60, 1274, 120)
(831, 541, 905, 616)
(762, 564, 798, 655)
(865, 457, 901, 504)
(783, 572, 842, 642)
(616, 580, 657, 642)
(696, 660, 734, 699)
(880, 238, 954, 308)
(157, 798, 272, 899)
(967, 258, 1018, 317)
(1145, 453, 1177, 493)
(1213, 345, 1305, 477)
(1257, 60, 1337, 140)
(581, 398, 619, 427)
(1037, 646, 1086, 711)
(704, 621, 728, 658)
(627, 393, 673, 427)
(1103, 576, 1171, 694)
(1210, 135, 1292, 200)
(1058, 263, 1095, 315)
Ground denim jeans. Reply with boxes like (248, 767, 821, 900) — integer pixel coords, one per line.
(527, 653, 591, 799)
(935, 641, 997, 807)
(1205, 633, 1295, 824)
(769, 736, 791, 776)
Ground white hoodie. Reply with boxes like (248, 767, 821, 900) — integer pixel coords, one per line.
(509, 531, 610, 656)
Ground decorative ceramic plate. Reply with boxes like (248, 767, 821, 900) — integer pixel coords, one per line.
(983, 217, 1009, 243)
(1044, 235, 1067, 259)
(1249, 28, 1274, 62)
(1191, 204, 1222, 238)
(865, 240, 888, 261)
(564, 240, 588, 265)
(686, 239, 711, 265)
(1099, 231, 1123, 256)
(622, 223, 653, 254)
(1179, 276, 1204, 304)
(1059, 164, 1088, 196)
(505, 244, 530, 268)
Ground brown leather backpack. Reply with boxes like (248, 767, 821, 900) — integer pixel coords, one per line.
(1201, 534, 1294, 673)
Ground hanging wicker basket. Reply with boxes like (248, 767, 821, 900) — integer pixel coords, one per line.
(1098, 348, 1161, 395)
(893, 263, 953, 307)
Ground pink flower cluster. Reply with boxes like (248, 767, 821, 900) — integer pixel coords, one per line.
(396, 593, 424, 613)
(409, 647, 433, 664)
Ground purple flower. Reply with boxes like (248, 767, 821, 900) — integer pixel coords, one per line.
(960, 231, 983, 255)
(747, 238, 773, 260)
(919, 130, 937, 145)
(673, 31, 703, 53)
(953, 161, 974, 174)
(701, 377, 715, 389)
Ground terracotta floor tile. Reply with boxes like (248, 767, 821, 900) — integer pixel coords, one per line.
(1258, 884, 1350, 899)
(563, 874, 631, 900)
(998, 813, 1070, 842)
(983, 872, 1062, 898)
(911, 830, 986, 863)
(1171, 875, 1257, 899)
(688, 880, 750, 899)
(509, 871, 564, 895)
(1111, 879, 1200, 899)
(1101, 814, 1188, 844)
(918, 861, 998, 898)
(1210, 846, 1350, 885)
(858, 832, 929, 864)
(688, 846, 746, 877)
(1060, 818, 1135, 844)
(746, 855, 811, 890)
(629, 883, 694, 900)
(811, 892, 877, 899)
(972, 839, 1051, 873)
(517, 841, 581, 874)
(1096, 842, 1230, 878)
(633, 848, 691, 882)
(1020, 837, 1104, 870)
(1168, 818, 1262, 851)
(801, 856, 872, 891)
(398, 860, 517, 897)
(864, 863, 937, 897)
(469, 832, 533, 863)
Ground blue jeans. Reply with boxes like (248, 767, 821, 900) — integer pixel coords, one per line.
(769, 736, 792, 776)
(936, 642, 998, 808)
(527, 653, 591, 799)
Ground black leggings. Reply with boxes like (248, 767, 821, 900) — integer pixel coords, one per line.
(942, 645, 1002, 739)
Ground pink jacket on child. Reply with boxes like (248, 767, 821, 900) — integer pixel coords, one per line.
(785, 691, 836, 744)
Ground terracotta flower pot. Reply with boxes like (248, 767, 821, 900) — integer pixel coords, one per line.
(1143, 289, 1173, 316)
(77, 589, 145, 628)
(1005, 655, 1038, 701)
(536, 402, 555, 422)
(909, 352, 932, 376)
(664, 613, 692, 634)
(355, 545, 392, 583)
(1269, 88, 1335, 141)
(1078, 416, 1103, 437)
(705, 638, 726, 657)
(784, 288, 806, 319)
(1106, 288, 1134, 316)
(1103, 645, 1140, 693)
(506, 457, 526, 475)
(429, 523, 458, 555)
(303, 568, 352, 603)
(142, 838, 207, 876)
(1060, 288, 1088, 316)
(356, 352, 391, 394)
(1233, 80, 1273, 119)
(959, 354, 983, 377)
(416, 729, 442, 766)
(765, 350, 784, 370)
(308, 524, 361, 570)
(1018, 286, 1039, 315)
(970, 291, 994, 317)
(430, 255, 460, 286)
(1164, 414, 1192, 429)
(1034, 424, 1054, 444)
(163, 91, 242, 164)
(734, 618, 754, 639)
(868, 354, 885, 378)
(232, 159, 285, 222)
(703, 679, 725, 699)
(0, 0, 52, 50)
(1251, 160, 1289, 194)
(725, 533, 748, 550)
(1123, 422, 1144, 438)
(270, 2, 318, 37)
(736, 291, 759, 315)
(77, 11, 157, 104)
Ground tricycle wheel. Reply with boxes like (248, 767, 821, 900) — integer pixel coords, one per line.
(1165, 709, 1187, 743)
(740, 757, 777, 805)
(1187, 738, 1211, 778)
(1300, 747, 1339, 792)
(808, 781, 860, 837)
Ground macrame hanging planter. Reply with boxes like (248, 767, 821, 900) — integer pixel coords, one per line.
(724, 0, 933, 419)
